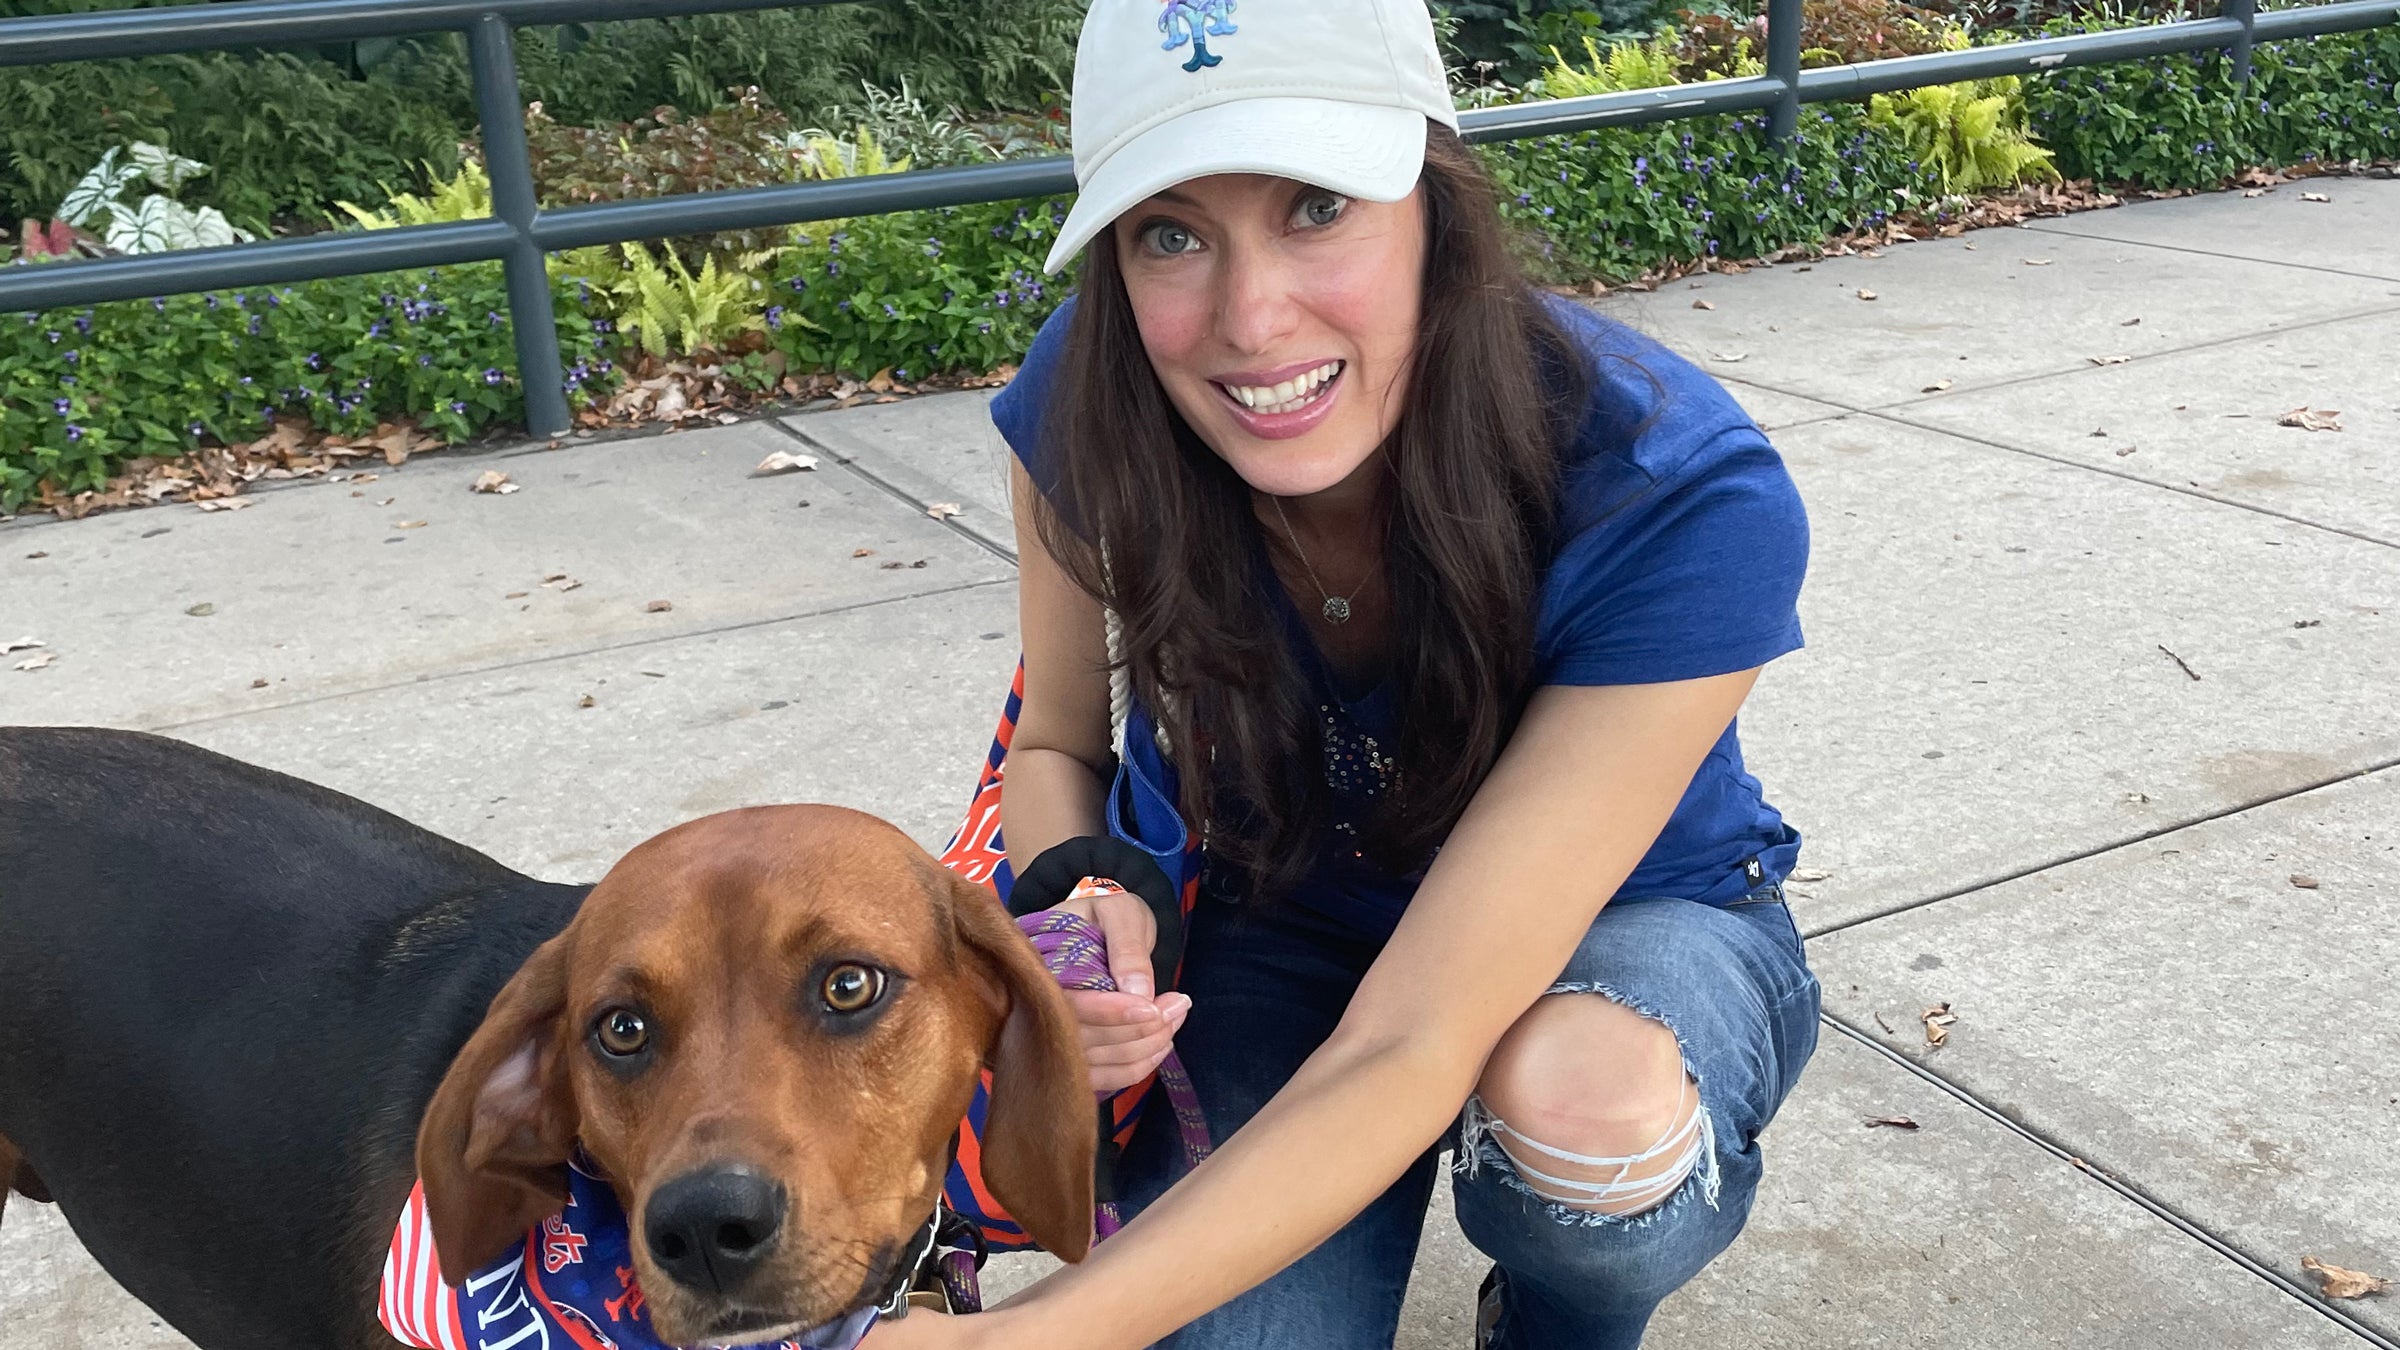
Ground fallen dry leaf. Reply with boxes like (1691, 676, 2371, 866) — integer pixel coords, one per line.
(471, 471, 520, 495)
(1863, 1116, 1921, 1130)
(645, 599, 674, 613)
(2022, 258, 2053, 266)
(2301, 1256, 2391, 1299)
(250, 678, 268, 689)
(22, 551, 45, 559)
(578, 694, 596, 709)
(853, 548, 875, 559)
(504, 590, 529, 599)
(13, 650, 56, 671)
(394, 520, 428, 530)
(927, 502, 963, 521)
(2121, 317, 2142, 327)
(185, 602, 215, 617)
(2279, 407, 2342, 432)
(1692, 299, 1715, 310)
(1922, 1002, 1957, 1048)
(2299, 191, 2333, 203)
(1856, 288, 1879, 301)
(377, 497, 397, 507)
(193, 497, 253, 513)
(1709, 351, 1748, 363)
(351, 472, 380, 484)
(881, 561, 907, 570)
(1790, 867, 1833, 883)
(2290, 873, 2320, 890)
(1922, 379, 1954, 393)
(2244, 188, 2268, 198)
(755, 450, 820, 476)
(2088, 354, 2132, 366)
(1, 636, 41, 655)
(2115, 446, 2137, 457)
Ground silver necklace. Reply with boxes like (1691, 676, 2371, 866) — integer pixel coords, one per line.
(1269, 495, 1370, 626)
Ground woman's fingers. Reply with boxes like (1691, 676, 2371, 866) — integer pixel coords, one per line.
(1088, 891, 1158, 1000)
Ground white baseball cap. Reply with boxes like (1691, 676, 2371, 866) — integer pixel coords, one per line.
(1041, 0, 1462, 276)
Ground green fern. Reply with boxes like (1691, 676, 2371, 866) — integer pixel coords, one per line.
(332, 158, 492, 229)
(1868, 75, 2061, 195)
(1539, 33, 1684, 96)
(606, 241, 777, 357)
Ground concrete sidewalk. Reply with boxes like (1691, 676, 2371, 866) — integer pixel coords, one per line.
(3, 179, 2394, 1349)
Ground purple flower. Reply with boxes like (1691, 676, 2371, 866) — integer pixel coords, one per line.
(153, 297, 168, 312)
(205, 295, 219, 309)
(74, 313, 93, 334)
(62, 349, 78, 365)
(450, 400, 467, 415)
(883, 302, 898, 318)
(53, 397, 69, 414)
(489, 311, 505, 327)
(826, 261, 842, 277)
(44, 330, 60, 343)
(419, 354, 434, 367)
(839, 299, 852, 312)
(67, 424, 85, 441)
(368, 321, 389, 338)
(765, 306, 785, 329)
(484, 368, 505, 385)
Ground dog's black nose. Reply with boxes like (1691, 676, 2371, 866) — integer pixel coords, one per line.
(643, 1167, 786, 1294)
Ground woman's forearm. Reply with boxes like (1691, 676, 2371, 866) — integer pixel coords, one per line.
(991, 1026, 1475, 1346)
(1000, 745, 1110, 872)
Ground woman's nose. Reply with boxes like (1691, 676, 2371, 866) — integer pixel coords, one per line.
(1212, 245, 1303, 354)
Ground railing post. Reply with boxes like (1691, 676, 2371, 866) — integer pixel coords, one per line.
(2225, 0, 2257, 84)
(468, 12, 570, 438)
(1767, 0, 1804, 143)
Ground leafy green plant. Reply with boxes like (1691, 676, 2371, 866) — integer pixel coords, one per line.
(55, 142, 256, 253)
(1535, 32, 1691, 95)
(331, 159, 492, 230)
(2, 269, 614, 508)
(1869, 48, 2059, 194)
(603, 242, 781, 358)
(801, 80, 994, 170)
(2023, 22, 2399, 187)
(0, 50, 467, 234)
(766, 196, 1071, 381)
(1481, 104, 1918, 282)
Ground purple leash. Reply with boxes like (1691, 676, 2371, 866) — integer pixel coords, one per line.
(1017, 905, 1215, 1236)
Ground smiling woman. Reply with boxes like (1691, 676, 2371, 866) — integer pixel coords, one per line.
(877, 2, 1824, 1349)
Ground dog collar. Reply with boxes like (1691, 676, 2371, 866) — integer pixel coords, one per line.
(379, 1160, 926, 1350)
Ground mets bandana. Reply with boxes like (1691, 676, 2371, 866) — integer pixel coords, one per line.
(379, 1158, 883, 1350)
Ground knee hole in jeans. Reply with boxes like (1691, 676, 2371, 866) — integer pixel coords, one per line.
(1454, 982, 1721, 1225)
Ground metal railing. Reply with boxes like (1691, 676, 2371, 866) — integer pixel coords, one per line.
(3, 0, 2394, 435)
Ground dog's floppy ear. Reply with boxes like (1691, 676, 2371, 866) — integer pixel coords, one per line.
(948, 872, 1095, 1261)
(416, 931, 578, 1283)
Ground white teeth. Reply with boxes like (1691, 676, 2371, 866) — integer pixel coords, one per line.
(1222, 361, 1342, 416)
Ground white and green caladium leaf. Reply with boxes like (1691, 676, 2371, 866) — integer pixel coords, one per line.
(104, 195, 186, 254)
(59, 147, 141, 228)
(186, 205, 254, 249)
(128, 141, 210, 193)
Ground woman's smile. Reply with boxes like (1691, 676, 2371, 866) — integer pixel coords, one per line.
(1213, 359, 1347, 440)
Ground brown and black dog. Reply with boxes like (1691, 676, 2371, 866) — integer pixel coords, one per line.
(0, 726, 1093, 1350)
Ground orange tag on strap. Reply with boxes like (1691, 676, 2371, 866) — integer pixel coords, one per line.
(1066, 876, 1126, 903)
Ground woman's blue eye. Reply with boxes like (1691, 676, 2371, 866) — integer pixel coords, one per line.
(1297, 193, 1348, 228)
(1144, 222, 1198, 255)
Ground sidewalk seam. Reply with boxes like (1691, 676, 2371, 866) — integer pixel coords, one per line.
(1803, 754, 2400, 940)
(774, 421, 1021, 566)
(148, 577, 1016, 733)
(1821, 1015, 2400, 1349)
(2017, 218, 2400, 286)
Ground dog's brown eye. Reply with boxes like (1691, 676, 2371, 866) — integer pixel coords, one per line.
(822, 964, 884, 1014)
(594, 1007, 649, 1056)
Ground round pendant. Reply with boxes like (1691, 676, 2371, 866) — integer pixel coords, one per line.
(1321, 595, 1352, 625)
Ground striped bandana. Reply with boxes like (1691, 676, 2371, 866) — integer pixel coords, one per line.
(379, 1158, 884, 1350)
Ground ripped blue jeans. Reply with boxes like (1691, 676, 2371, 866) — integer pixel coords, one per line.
(1109, 886, 1821, 1349)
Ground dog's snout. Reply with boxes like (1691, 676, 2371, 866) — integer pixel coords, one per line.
(643, 1167, 787, 1295)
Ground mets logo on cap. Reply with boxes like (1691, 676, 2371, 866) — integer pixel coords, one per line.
(1159, 0, 1239, 71)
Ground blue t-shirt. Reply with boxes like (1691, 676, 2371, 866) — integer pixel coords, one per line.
(991, 291, 1807, 938)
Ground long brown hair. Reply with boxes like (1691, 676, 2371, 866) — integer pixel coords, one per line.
(1032, 121, 1593, 901)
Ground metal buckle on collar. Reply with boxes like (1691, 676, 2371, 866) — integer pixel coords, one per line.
(873, 1206, 945, 1320)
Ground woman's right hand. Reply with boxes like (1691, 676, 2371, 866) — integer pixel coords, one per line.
(1043, 884, 1193, 1093)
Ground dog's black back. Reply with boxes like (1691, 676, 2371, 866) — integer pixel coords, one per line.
(0, 727, 590, 1350)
